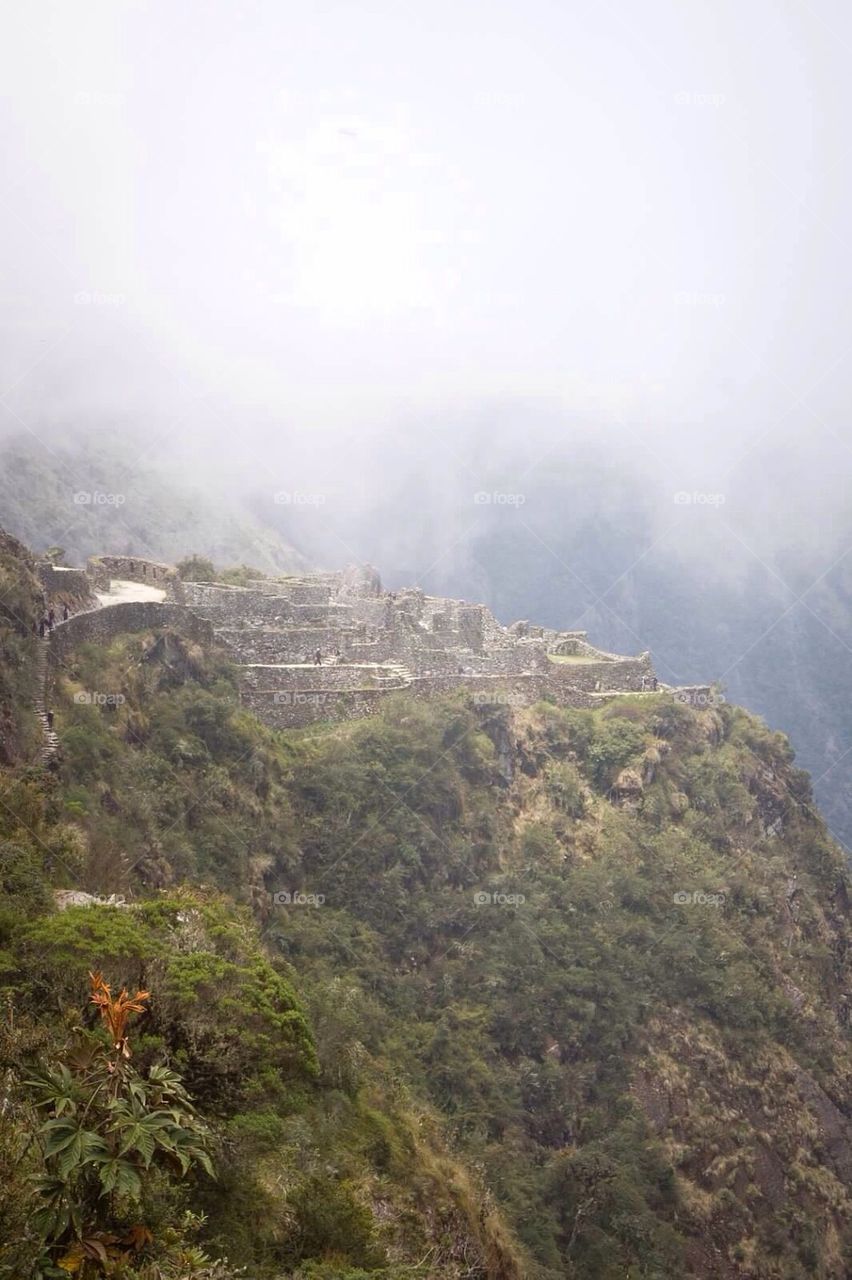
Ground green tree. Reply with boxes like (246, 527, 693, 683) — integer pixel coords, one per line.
(176, 556, 216, 582)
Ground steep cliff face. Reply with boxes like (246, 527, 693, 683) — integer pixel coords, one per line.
(0, 528, 43, 763)
(2, 527, 852, 1278)
(470, 701, 852, 1278)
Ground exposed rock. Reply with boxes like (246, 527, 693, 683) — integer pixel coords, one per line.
(612, 767, 644, 807)
(54, 889, 128, 910)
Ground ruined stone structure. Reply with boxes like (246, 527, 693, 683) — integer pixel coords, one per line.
(42, 556, 713, 729)
(36, 563, 97, 611)
(174, 567, 709, 727)
(86, 555, 180, 595)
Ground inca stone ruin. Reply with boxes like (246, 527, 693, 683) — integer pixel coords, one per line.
(41, 556, 713, 726)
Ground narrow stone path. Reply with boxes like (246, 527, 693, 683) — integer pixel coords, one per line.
(33, 634, 60, 765)
(30, 586, 144, 767)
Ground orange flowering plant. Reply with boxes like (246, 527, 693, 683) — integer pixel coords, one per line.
(88, 971, 150, 1061)
(23, 972, 214, 1278)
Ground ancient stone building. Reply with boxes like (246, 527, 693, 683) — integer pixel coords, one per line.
(43, 555, 712, 728)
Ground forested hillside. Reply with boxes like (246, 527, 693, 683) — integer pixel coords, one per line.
(3, 530, 852, 1278)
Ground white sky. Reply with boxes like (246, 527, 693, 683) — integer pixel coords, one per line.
(1, 0, 851, 502)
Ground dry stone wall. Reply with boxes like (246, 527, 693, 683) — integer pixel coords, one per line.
(242, 672, 599, 731)
(48, 602, 213, 672)
(87, 556, 179, 595)
(239, 663, 409, 694)
(547, 655, 654, 692)
(180, 581, 354, 627)
(240, 685, 392, 729)
(215, 624, 367, 664)
(37, 564, 97, 609)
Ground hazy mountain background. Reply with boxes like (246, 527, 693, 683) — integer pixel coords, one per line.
(2, 418, 850, 855)
(0, 433, 305, 573)
(1, 0, 851, 841)
(249, 418, 852, 855)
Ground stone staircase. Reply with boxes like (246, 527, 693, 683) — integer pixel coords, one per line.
(362, 661, 414, 689)
(33, 635, 60, 765)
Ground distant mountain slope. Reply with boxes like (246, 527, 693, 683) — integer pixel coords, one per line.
(0, 434, 308, 573)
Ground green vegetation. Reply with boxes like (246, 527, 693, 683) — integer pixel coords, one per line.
(3, 529, 852, 1277)
(176, 555, 269, 587)
(176, 556, 217, 582)
(22, 974, 214, 1278)
(0, 529, 43, 762)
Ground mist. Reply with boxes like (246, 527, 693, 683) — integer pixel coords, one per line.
(2, 0, 851, 516)
(4, 0, 852, 844)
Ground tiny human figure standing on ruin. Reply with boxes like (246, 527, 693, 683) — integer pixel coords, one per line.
(47, 608, 55, 630)
(651, 677, 658, 691)
(62, 602, 69, 621)
(46, 709, 54, 730)
(39, 617, 46, 638)
(314, 649, 322, 665)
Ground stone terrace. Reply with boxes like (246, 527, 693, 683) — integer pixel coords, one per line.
(176, 564, 685, 727)
(40, 555, 712, 729)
